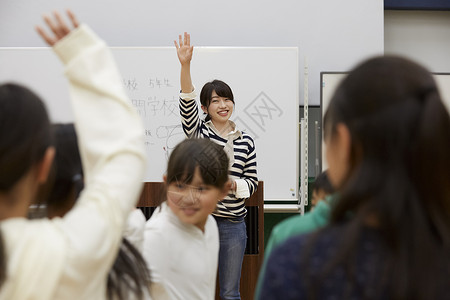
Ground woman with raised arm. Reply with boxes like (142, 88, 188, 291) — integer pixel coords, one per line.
(0, 10, 146, 299)
(175, 32, 258, 300)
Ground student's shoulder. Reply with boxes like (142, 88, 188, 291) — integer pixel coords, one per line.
(270, 200, 331, 242)
(274, 203, 327, 234)
(266, 230, 311, 275)
(271, 213, 310, 240)
(144, 207, 169, 233)
(2, 218, 67, 262)
(281, 224, 349, 261)
(2, 218, 62, 242)
(270, 227, 339, 274)
(274, 221, 344, 261)
(205, 215, 220, 238)
(206, 214, 218, 226)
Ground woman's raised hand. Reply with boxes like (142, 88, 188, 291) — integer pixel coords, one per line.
(174, 32, 194, 65)
(36, 10, 80, 46)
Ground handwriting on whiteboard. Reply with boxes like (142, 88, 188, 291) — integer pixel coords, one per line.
(131, 96, 178, 117)
(123, 77, 174, 91)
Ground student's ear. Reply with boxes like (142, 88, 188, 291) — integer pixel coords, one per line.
(336, 123, 351, 165)
(163, 175, 167, 184)
(201, 105, 208, 114)
(37, 146, 55, 184)
(328, 123, 352, 188)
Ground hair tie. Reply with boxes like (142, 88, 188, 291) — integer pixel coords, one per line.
(72, 173, 82, 183)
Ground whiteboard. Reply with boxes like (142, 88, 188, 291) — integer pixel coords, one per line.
(0, 47, 298, 200)
(320, 72, 450, 171)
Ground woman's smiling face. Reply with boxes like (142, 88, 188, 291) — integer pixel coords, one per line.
(202, 90, 234, 125)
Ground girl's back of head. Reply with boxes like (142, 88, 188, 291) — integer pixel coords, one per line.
(0, 83, 53, 287)
(0, 83, 52, 193)
(322, 55, 450, 298)
(325, 56, 450, 230)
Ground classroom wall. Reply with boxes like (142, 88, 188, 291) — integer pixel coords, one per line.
(384, 10, 450, 72)
(0, 0, 384, 107)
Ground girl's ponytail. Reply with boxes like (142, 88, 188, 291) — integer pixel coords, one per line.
(403, 90, 450, 299)
(411, 89, 450, 244)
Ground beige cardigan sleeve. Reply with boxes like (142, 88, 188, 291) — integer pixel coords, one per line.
(52, 24, 146, 298)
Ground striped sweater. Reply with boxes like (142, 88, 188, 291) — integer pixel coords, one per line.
(179, 96, 258, 219)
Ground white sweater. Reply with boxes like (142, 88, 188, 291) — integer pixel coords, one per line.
(0, 24, 146, 300)
(143, 202, 219, 300)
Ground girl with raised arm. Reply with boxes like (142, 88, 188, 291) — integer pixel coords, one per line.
(175, 32, 258, 300)
(0, 10, 145, 299)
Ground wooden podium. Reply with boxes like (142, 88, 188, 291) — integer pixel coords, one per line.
(137, 181, 265, 300)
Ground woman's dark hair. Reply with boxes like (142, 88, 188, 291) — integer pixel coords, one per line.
(0, 83, 53, 287)
(312, 170, 334, 195)
(45, 123, 150, 300)
(306, 56, 450, 299)
(199, 79, 234, 122)
(166, 138, 229, 188)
